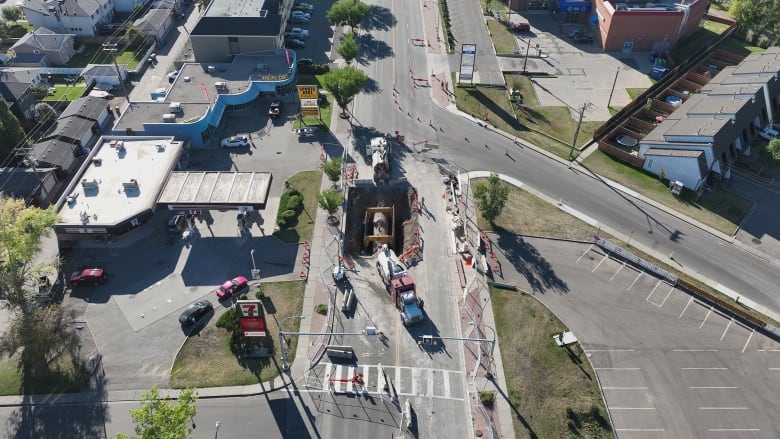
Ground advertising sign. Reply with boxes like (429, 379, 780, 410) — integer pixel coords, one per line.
(459, 44, 477, 82)
(297, 85, 318, 100)
(236, 300, 266, 337)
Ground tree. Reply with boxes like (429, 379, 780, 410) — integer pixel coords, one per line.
(320, 66, 368, 117)
(34, 102, 56, 125)
(326, 0, 370, 33)
(1, 7, 22, 24)
(0, 97, 26, 161)
(767, 139, 780, 161)
(322, 157, 344, 184)
(125, 25, 144, 46)
(473, 173, 509, 224)
(729, 0, 780, 44)
(114, 386, 198, 439)
(337, 32, 358, 63)
(317, 189, 344, 217)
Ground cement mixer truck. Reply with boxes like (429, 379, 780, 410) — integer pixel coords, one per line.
(370, 137, 390, 183)
(376, 244, 424, 325)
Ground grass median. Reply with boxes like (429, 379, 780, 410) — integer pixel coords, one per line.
(273, 170, 321, 244)
(169, 280, 305, 388)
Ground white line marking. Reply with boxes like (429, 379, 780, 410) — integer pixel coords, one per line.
(322, 363, 333, 391)
(594, 367, 641, 371)
(769, 368, 780, 370)
(427, 369, 434, 396)
(334, 365, 343, 392)
(742, 330, 755, 353)
(615, 429, 665, 432)
(443, 370, 451, 398)
(603, 387, 648, 390)
(646, 280, 662, 306)
(627, 271, 642, 291)
(659, 285, 675, 307)
(395, 365, 401, 391)
(673, 349, 718, 352)
(698, 407, 749, 410)
(363, 364, 370, 393)
(681, 367, 728, 370)
(689, 386, 738, 389)
(757, 349, 780, 352)
(699, 307, 713, 329)
(679, 296, 693, 319)
(575, 244, 592, 264)
(412, 368, 419, 396)
(592, 254, 608, 272)
(708, 429, 760, 432)
(585, 349, 635, 352)
(610, 263, 625, 282)
(346, 366, 354, 393)
(720, 319, 733, 341)
(610, 407, 656, 410)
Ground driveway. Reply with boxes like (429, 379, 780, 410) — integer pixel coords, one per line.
(490, 235, 780, 437)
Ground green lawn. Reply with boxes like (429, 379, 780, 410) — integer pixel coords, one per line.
(670, 19, 732, 63)
(273, 171, 322, 244)
(582, 150, 752, 235)
(294, 74, 334, 129)
(68, 43, 148, 69)
(0, 352, 89, 396)
(169, 281, 305, 388)
(626, 88, 647, 101)
(486, 19, 517, 55)
(43, 84, 87, 101)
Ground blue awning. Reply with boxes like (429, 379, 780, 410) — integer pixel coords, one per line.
(557, 0, 592, 13)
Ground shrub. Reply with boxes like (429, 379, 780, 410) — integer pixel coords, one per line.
(315, 303, 328, 314)
(287, 194, 303, 213)
(479, 390, 495, 406)
(277, 189, 303, 228)
(255, 289, 265, 299)
(216, 309, 240, 332)
(239, 293, 248, 300)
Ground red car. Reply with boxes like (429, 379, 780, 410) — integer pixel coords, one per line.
(70, 268, 107, 286)
(215, 276, 249, 299)
(510, 22, 530, 32)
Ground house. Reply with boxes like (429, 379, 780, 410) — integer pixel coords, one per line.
(190, 0, 287, 63)
(59, 96, 113, 131)
(29, 138, 84, 179)
(0, 68, 43, 120)
(592, 0, 710, 52)
(0, 167, 59, 207)
(82, 64, 127, 91)
(133, 8, 174, 44)
(11, 28, 77, 66)
(638, 47, 780, 189)
(19, 0, 115, 38)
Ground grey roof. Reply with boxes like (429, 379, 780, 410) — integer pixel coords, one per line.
(134, 8, 171, 32)
(31, 139, 79, 167)
(47, 115, 96, 142)
(0, 68, 42, 83)
(8, 52, 47, 65)
(665, 117, 727, 138)
(82, 64, 121, 77)
(686, 95, 747, 117)
(20, 0, 105, 18)
(644, 149, 704, 158)
(0, 81, 31, 101)
(12, 28, 73, 52)
(192, 16, 282, 36)
(59, 97, 108, 122)
(0, 167, 55, 199)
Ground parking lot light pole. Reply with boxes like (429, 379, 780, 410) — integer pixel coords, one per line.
(250, 249, 257, 271)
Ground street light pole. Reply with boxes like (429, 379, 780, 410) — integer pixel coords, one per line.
(469, 321, 497, 378)
(250, 249, 257, 271)
(214, 421, 221, 439)
(279, 315, 305, 372)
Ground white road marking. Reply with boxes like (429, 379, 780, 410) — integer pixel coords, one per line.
(689, 386, 737, 389)
(427, 369, 434, 396)
(610, 407, 656, 410)
(756, 349, 780, 352)
(742, 330, 755, 353)
(673, 349, 718, 352)
(646, 280, 662, 306)
(769, 368, 780, 370)
(659, 285, 675, 307)
(443, 370, 451, 398)
(679, 296, 693, 318)
(322, 363, 333, 391)
(575, 245, 593, 264)
(592, 254, 608, 272)
(610, 262, 625, 282)
(585, 349, 635, 352)
(708, 429, 760, 432)
(615, 429, 665, 432)
(720, 319, 733, 341)
(681, 367, 728, 370)
(594, 367, 641, 371)
(346, 366, 355, 393)
(395, 365, 401, 390)
(603, 387, 648, 390)
(412, 367, 419, 396)
(627, 271, 643, 291)
(698, 407, 749, 410)
(699, 307, 713, 329)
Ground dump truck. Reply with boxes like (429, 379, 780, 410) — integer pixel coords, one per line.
(369, 137, 390, 182)
(376, 245, 424, 325)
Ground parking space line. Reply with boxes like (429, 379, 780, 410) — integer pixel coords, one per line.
(698, 407, 749, 410)
(627, 271, 643, 291)
(679, 296, 693, 319)
(708, 429, 760, 432)
(742, 330, 755, 353)
(603, 387, 648, 390)
(659, 285, 675, 307)
(585, 349, 635, 352)
(646, 280, 662, 306)
(594, 367, 641, 371)
(689, 386, 738, 389)
(681, 367, 728, 370)
(592, 254, 608, 272)
(609, 262, 625, 282)
(769, 368, 780, 370)
(673, 349, 718, 352)
(720, 318, 733, 341)
(757, 349, 780, 352)
(615, 429, 665, 432)
(575, 244, 593, 264)
(699, 307, 713, 329)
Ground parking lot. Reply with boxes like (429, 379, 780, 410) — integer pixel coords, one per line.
(490, 235, 780, 437)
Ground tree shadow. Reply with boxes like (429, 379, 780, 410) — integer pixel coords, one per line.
(362, 77, 381, 95)
(362, 5, 397, 31)
(491, 379, 539, 439)
(493, 229, 569, 294)
(356, 34, 394, 64)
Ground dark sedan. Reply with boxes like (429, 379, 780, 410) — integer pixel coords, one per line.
(179, 300, 214, 325)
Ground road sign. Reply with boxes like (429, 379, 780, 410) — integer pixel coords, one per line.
(459, 44, 477, 82)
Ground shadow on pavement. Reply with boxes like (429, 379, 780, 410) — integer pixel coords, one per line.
(493, 229, 569, 294)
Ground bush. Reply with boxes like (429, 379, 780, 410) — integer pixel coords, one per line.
(255, 289, 265, 298)
(216, 308, 240, 332)
(277, 189, 303, 228)
(479, 390, 495, 406)
(239, 293, 248, 300)
(299, 63, 331, 75)
(287, 194, 303, 213)
(315, 303, 328, 314)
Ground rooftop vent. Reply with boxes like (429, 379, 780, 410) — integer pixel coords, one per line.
(81, 178, 99, 189)
(122, 179, 139, 190)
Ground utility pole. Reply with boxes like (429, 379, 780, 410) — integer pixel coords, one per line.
(522, 37, 532, 74)
(19, 151, 51, 203)
(569, 101, 593, 160)
(101, 43, 131, 104)
(606, 67, 620, 110)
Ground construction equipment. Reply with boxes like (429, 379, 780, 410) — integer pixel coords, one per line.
(369, 137, 391, 182)
(363, 206, 395, 250)
(376, 244, 424, 325)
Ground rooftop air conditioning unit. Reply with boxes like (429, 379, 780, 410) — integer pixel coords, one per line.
(163, 113, 177, 122)
(169, 102, 182, 113)
(81, 178, 99, 189)
(214, 82, 227, 90)
(122, 179, 139, 190)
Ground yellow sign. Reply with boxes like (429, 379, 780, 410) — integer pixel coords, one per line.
(302, 107, 320, 116)
(297, 85, 318, 100)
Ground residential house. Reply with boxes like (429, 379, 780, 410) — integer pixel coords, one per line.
(0, 68, 43, 120)
(11, 28, 77, 66)
(59, 96, 113, 132)
(29, 138, 84, 179)
(19, 0, 115, 38)
(0, 167, 59, 207)
(133, 8, 174, 44)
(81, 64, 127, 91)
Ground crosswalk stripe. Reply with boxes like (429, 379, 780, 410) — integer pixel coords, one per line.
(444, 370, 451, 398)
(346, 366, 354, 393)
(363, 364, 371, 393)
(395, 365, 401, 392)
(334, 365, 343, 392)
(322, 363, 332, 391)
(412, 368, 419, 396)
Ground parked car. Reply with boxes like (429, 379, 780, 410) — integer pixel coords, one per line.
(570, 31, 593, 44)
(285, 38, 306, 49)
(297, 58, 314, 67)
(290, 16, 309, 24)
(268, 100, 283, 118)
(220, 135, 250, 148)
(215, 276, 249, 300)
(179, 300, 213, 325)
(294, 2, 314, 11)
(291, 10, 311, 19)
(509, 22, 530, 32)
(167, 70, 179, 83)
(288, 27, 309, 38)
(759, 126, 779, 141)
(295, 126, 325, 136)
(70, 268, 107, 286)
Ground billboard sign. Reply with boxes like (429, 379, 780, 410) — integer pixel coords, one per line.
(459, 44, 477, 82)
(236, 300, 266, 337)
